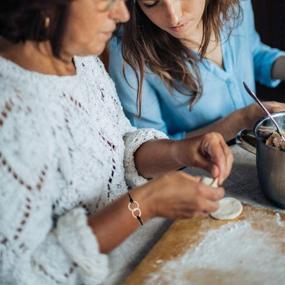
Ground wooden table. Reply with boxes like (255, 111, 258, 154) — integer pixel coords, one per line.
(123, 146, 285, 285)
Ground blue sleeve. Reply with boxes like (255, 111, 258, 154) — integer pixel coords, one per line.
(168, 131, 186, 140)
(108, 37, 171, 136)
(244, 0, 285, 87)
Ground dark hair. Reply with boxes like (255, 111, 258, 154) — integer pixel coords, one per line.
(120, 0, 242, 116)
(0, 0, 70, 57)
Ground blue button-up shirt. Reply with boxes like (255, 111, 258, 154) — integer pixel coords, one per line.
(109, 0, 285, 139)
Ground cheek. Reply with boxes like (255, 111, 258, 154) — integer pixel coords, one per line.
(192, 0, 206, 19)
(90, 33, 111, 55)
(63, 25, 106, 55)
(143, 11, 166, 30)
(65, 20, 92, 43)
(182, 0, 204, 15)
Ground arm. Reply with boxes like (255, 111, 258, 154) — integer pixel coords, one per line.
(184, 109, 246, 142)
(0, 98, 108, 285)
(184, 102, 285, 142)
(89, 170, 225, 253)
(134, 132, 233, 185)
(243, 0, 285, 86)
(272, 56, 285, 80)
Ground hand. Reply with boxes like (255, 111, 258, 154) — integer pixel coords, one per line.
(173, 132, 233, 184)
(242, 101, 285, 130)
(143, 171, 224, 219)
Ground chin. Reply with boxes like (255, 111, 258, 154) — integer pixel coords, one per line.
(87, 43, 106, 56)
(95, 39, 109, 55)
(95, 45, 106, 56)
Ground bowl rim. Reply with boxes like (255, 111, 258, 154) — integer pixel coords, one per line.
(254, 111, 285, 137)
(254, 111, 285, 152)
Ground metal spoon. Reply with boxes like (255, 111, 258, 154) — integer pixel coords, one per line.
(243, 82, 285, 142)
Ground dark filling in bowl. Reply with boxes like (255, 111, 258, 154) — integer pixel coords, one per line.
(257, 126, 285, 151)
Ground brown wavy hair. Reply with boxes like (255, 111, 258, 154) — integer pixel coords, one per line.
(120, 0, 242, 116)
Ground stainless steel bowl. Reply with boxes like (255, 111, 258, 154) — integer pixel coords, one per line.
(237, 111, 285, 208)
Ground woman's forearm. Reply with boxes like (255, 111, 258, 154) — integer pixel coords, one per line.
(88, 185, 153, 253)
(134, 139, 185, 178)
(272, 56, 285, 81)
(186, 110, 245, 142)
(134, 119, 237, 180)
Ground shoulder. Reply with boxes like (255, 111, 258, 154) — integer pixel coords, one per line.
(75, 55, 123, 107)
(108, 36, 124, 75)
(240, 0, 254, 25)
(231, 0, 254, 33)
(240, 0, 254, 13)
(108, 35, 122, 54)
(75, 55, 112, 83)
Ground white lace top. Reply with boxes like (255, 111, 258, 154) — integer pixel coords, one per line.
(0, 56, 167, 285)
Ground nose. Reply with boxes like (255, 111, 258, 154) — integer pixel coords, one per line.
(110, 0, 130, 23)
(164, 0, 182, 27)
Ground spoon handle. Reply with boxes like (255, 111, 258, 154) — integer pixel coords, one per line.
(243, 82, 285, 138)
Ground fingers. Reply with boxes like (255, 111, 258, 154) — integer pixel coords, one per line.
(264, 101, 285, 113)
(195, 186, 223, 212)
(199, 199, 219, 213)
(182, 178, 224, 213)
(198, 185, 225, 201)
(219, 139, 233, 183)
(200, 133, 233, 183)
(246, 101, 285, 130)
(176, 210, 208, 219)
(180, 197, 220, 216)
(154, 172, 224, 219)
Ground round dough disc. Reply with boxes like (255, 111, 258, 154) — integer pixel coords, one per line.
(210, 197, 243, 220)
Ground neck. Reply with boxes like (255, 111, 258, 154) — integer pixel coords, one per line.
(0, 40, 76, 76)
(181, 20, 204, 51)
(181, 20, 218, 54)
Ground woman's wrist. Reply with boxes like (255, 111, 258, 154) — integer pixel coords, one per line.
(233, 107, 252, 131)
(272, 56, 285, 80)
(168, 140, 188, 168)
(131, 183, 157, 221)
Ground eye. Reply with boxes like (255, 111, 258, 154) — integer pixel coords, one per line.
(141, 0, 159, 8)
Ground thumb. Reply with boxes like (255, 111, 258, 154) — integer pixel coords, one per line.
(209, 164, 220, 181)
(190, 175, 204, 183)
(195, 156, 221, 182)
(194, 156, 217, 176)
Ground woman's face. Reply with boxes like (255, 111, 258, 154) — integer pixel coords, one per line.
(137, 0, 206, 40)
(63, 0, 129, 56)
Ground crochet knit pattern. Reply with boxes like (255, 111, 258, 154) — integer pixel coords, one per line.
(0, 56, 167, 285)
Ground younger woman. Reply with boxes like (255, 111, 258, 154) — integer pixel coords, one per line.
(109, 0, 285, 141)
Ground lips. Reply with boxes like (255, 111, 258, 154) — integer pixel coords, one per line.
(102, 30, 114, 39)
(169, 19, 192, 33)
(171, 22, 185, 29)
(102, 25, 116, 37)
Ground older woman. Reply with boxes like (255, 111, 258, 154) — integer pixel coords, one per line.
(0, 0, 232, 284)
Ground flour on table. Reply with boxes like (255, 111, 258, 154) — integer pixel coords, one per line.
(144, 221, 285, 285)
(275, 213, 284, 227)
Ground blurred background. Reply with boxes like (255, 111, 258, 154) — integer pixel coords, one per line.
(252, 0, 285, 101)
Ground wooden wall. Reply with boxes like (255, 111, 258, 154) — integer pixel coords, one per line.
(252, 0, 285, 101)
